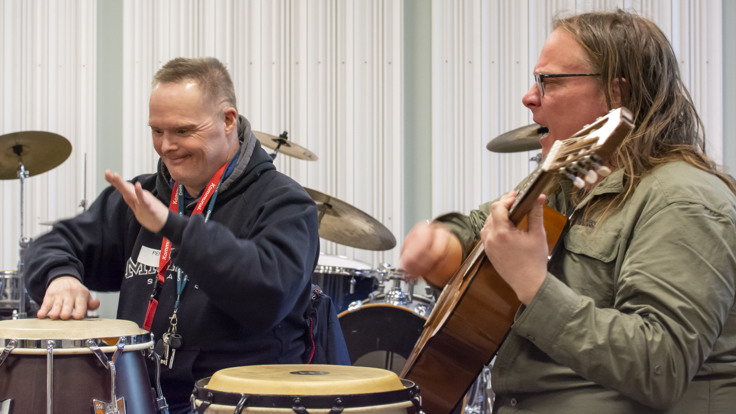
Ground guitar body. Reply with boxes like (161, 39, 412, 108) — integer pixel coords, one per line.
(400, 108, 634, 413)
(400, 207, 567, 414)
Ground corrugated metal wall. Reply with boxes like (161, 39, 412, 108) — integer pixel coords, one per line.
(1, 0, 97, 271)
(431, 0, 723, 218)
(1, 0, 724, 279)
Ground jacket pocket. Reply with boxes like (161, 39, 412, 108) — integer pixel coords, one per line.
(564, 224, 621, 263)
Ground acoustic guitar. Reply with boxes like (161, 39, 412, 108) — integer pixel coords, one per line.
(400, 107, 635, 413)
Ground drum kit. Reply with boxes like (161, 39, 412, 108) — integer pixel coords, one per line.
(256, 130, 436, 379)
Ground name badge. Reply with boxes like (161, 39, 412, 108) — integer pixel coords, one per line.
(138, 246, 161, 268)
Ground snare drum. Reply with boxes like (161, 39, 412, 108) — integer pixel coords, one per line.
(0, 318, 158, 413)
(191, 364, 420, 413)
(338, 294, 434, 374)
(311, 254, 377, 313)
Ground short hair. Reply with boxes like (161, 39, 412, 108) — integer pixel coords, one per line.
(152, 57, 238, 113)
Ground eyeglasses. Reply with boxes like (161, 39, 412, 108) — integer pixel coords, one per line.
(534, 73, 600, 97)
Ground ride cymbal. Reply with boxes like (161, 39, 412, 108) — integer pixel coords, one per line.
(486, 124, 546, 153)
(254, 131, 318, 161)
(0, 131, 72, 179)
(305, 187, 396, 251)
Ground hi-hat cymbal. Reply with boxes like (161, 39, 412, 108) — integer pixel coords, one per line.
(0, 131, 72, 179)
(305, 187, 396, 251)
(254, 131, 318, 161)
(486, 124, 547, 153)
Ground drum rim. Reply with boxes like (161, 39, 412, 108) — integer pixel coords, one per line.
(313, 264, 376, 277)
(192, 377, 419, 409)
(0, 333, 154, 355)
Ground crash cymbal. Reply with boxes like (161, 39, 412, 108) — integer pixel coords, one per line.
(486, 124, 547, 153)
(0, 131, 72, 179)
(254, 131, 318, 161)
(305, 187, 396, 251)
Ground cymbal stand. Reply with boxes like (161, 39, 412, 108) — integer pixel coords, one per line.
(266, 131, 291, 161)
(13, 145, 29, 319)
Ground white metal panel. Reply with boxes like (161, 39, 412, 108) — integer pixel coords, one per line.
(1, 0, 96, 271)
(119, 0, 404, 267)
(430, 0, 724, 222)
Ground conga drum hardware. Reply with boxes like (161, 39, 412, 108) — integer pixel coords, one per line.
(191, 364, 421, 413)
(0, 318, 162, 413)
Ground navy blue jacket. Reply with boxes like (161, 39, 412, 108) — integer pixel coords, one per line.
(24, 117, 320, 406)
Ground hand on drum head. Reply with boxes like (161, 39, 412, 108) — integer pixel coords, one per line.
(37, 276, 100, 320)
(400, 220, 463, 288)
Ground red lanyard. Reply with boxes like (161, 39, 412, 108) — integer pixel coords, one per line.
(142, 163, 228, 331)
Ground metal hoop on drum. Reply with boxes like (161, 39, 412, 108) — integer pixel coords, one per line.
(191, 364, 421, 413)
(0, 318, 166, 413)
(311, 253, 378, 313)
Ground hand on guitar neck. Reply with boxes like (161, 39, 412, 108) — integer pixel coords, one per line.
(400, 221, 463, 288)
(481, 191, 548, 305)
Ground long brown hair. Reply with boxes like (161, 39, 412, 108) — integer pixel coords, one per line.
(555, 10, 735, 212)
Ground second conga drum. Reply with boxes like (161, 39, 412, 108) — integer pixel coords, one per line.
(191, 364, 420, 413)
(0, 318, 158, 413)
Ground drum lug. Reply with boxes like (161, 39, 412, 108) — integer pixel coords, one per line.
(290, 397, 309, 414)
(234, 394, 250, 414)
(88, 339, 110, 367)
(0, 339, 16, 368)
(330, 398, 345, 414)
(87, 338, 129, 414)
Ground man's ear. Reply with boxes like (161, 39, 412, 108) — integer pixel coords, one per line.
(224, 107, 238, 135)
(610, 77, 625, 108)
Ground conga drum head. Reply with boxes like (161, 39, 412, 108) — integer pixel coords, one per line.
(192, 364, 420, 413)
(0, 318, 157, 413)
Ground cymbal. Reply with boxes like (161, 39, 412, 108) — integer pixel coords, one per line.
(0, 131, 72, 179)
(486, 124, 547, 153)
(305, 187, 396, 251)
(254, 131, 318, 161)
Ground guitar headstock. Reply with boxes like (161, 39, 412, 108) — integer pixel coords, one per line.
(542, 107, 634, 188)
(509, 107, 634, 222)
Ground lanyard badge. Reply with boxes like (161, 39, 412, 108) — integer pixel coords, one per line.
(142, 161, 228, 331)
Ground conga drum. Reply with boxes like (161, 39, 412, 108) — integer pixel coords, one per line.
(0, 318, 159, 413)
(191, 364, 420, 413)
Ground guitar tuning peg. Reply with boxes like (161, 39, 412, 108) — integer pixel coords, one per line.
(584, 169, 598, 183)
(562, 169, 587, 188)
(597, 166, 612, 176)
(572, 176, 586, 188)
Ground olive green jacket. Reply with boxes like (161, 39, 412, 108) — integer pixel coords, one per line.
(438, 161, 736, 413)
